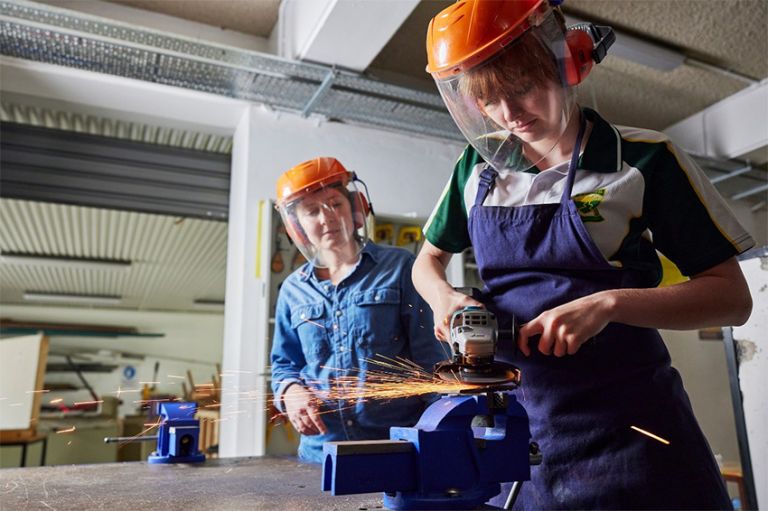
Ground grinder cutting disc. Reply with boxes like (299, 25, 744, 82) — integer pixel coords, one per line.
(434, 360, 521, 386)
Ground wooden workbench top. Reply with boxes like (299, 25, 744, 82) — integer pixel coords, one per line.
(0, 456, 383, 510)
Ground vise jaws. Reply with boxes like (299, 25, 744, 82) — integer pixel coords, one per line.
(105, 401, 205, 464)
(322, 391, 540, 510)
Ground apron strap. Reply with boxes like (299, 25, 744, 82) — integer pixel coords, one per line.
(474, 111, 586, 208)
(561, 111, 588, 203)
(475, 165, 499, 207)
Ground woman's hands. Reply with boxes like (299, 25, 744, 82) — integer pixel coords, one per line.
(433, 290, 484, 341)
(412, 240, 485, 343)
(517, 257, 753, 357)
(283, 384, 328, 435)
(517, 290, 616, 357)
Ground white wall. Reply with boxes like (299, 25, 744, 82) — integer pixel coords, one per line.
(0, 304, 223, 417)
(733, 255, 768, 509)
(247, 109, 463, 218)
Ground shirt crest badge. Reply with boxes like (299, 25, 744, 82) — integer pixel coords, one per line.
(573, 189, 606, 222)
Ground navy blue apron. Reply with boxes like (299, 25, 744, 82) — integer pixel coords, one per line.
(470, 116, 731, 510)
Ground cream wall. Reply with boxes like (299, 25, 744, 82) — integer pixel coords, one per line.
(0, 304, 223, 417)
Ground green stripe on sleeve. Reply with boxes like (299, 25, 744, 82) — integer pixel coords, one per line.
(423, 146, 481, 253)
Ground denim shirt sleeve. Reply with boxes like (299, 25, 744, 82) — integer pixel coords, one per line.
(398, 255, 447, 372)
(270, 290, 305, 413)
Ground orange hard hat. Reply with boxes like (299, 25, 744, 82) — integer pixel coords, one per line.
(426, 0, 548, 79)
(276, 157, 351, 206)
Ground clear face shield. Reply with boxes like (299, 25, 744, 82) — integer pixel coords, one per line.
(278, 178, 370, 269)
(435, 11, 578, 173)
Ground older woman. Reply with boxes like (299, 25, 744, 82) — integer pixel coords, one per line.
(270, 157, 444, 463)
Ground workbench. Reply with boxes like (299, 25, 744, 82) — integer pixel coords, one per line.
(0, 456, 383, 510)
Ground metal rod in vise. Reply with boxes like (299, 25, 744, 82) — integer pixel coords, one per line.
(104, 435, 159, 444)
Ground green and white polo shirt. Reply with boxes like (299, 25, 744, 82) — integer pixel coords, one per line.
(424, 108, 754, 278)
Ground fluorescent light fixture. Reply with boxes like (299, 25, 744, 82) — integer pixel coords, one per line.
(1, 253, 131, 271)
(193, 299, 225, 311)
(23, 292, 123, 306)
(565, 15, 685, 71)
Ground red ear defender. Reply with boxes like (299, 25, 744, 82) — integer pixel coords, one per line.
(564, 28, 595, 86)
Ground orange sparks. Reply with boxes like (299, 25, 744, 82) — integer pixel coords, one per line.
(117, 419, 162, 447)
(25, 389, 50, 394)
(167, 375, 185, 379)
(155, 356, 513, 424)
(56, 426, 76, 434)
(307, 356, 481, 404)
(73, 400, 103, 406)
(631, 425, 670, 445)
(302, 319, 326, 329)
(49, 398, 63, 404)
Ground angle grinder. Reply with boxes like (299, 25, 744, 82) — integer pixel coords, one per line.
(434, 305, 521, 386)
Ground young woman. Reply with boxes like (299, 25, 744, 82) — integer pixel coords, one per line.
(414, 0, 753, 508)
(270, 157, 444, 463)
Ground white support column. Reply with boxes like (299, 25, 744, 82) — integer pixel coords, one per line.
(273, 0, 419, 71)
(219, 106, 272, 457)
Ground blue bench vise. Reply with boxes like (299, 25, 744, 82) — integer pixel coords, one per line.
(148, 401, 205, 464)
(104, 401, 205, 464)
(321, 391, 540, 510)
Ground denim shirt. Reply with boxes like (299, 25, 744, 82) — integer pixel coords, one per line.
(270, 242, 445, 463)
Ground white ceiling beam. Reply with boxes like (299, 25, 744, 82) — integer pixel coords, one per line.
(664, 79, 768, 164)
(0, 57, 250, 133)
(272, 0, 419, 72)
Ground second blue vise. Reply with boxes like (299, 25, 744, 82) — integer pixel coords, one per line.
(322, 392, 539, 510)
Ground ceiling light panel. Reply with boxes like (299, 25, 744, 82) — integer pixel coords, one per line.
(0, 253, 131, 270)
(0, 199, 227, 311)
(23, 291, 122, 305)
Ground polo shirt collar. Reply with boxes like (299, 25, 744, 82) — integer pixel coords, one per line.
(579, 107, 623, 173)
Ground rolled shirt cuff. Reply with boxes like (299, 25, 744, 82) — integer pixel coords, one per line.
(274, 378, 303, 413)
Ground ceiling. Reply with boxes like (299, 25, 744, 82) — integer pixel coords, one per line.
(0, 0, 766, 314)
(101, 0, 768, 133)
(105, 0, 281, 37)
(374, 0, 766, 133)
(0, 199, 228, 311)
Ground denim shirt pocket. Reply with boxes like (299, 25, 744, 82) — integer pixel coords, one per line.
(290, 302, 330, 364)
(351, 287, 403, 357)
